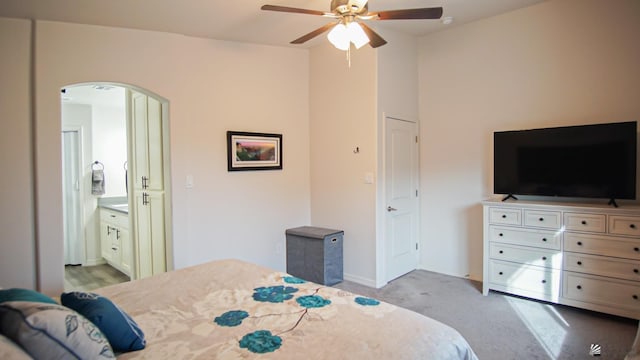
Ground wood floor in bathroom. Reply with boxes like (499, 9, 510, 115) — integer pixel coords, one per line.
(64, 264, 130, 292)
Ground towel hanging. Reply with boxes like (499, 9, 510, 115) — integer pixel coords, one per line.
(91, 161, 105, 195)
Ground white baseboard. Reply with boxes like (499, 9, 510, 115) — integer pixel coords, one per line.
(343, 272, 377, 288)
(84, 258, 106, 266)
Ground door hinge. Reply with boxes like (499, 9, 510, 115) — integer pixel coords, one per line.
(415, 243, 419, 250)
(416, 189, 418, 197)
(415, 136, 418, 143)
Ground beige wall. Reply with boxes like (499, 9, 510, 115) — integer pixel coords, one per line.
(418, 0, 640, 280)
(0, 18, 36, 289)
(309, 29, 419, 287)
(1, 18, 311, 294)
(376, 29, 420, 285)
(309, 42, 379, 286)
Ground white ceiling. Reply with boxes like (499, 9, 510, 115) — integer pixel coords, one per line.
(61, 84, 125, 107)
(0, 0, 545, 48)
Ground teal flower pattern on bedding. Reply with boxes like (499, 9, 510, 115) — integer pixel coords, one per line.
(355, 297, 380, 306)
(211, 274, 388, 355)
(252, 286, 298, 303)
(283, 276, 306, 284)
(214, 310, 249, 327)
(239, 330, 282, 354)
(296, 295, 331, 308)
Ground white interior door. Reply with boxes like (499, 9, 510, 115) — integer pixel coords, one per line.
(384, 117, 419, 282)
(62, 130, 84, 265)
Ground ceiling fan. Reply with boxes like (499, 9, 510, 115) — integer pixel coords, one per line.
(261, 0, 443, 50)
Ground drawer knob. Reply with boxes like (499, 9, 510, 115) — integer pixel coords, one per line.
(577, 261, 582, 266)
(502, 214, 507, 219)
(539, 217, 544, 222)
(577, 285, 582, 290)
(634, 295, 639, 300)
(499, 233, 504, 237)
(541, 279, 546, 284)
(635, 247, 639, 252)
(634, 269, 639, 274)
(499, 250, 504, 254)
(542, 238, 547, 242)
(631, 224, 637, 229)
(577, 241, 583, 246)
(499, 272, 503, 275)
(581, 220, 587, 225)
(542, 256, 547, 260)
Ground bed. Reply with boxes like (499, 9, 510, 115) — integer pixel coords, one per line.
(0, 259, 477, 359)
(89, 259, 477, 359)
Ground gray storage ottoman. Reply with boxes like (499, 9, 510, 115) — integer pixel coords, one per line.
(285, 226, 344, 285)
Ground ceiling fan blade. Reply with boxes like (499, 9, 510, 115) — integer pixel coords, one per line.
(359, 22, 387, 48)
(261, 4, 327, 16)
(291, 23, 337, 44)
(373, 7, 443, 20)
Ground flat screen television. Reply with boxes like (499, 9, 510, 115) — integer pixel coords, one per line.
(494, 121, 637, 205)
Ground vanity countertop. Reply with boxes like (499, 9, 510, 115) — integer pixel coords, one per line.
(98, 197, 129, 214)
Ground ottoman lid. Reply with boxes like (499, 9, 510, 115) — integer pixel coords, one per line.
(285, 226, 344, 239)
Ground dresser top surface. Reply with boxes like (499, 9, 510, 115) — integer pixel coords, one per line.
(482, 197, 640, 214)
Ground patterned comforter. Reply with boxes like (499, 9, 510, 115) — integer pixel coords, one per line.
(96, 259, 478, 359)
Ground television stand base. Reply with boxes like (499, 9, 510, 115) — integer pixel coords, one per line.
(501, 194, 518, 202)
(609, 198, 619, 208)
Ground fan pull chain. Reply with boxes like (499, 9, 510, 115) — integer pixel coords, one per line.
(347, 45, 351, 68)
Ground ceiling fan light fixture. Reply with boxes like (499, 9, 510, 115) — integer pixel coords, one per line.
(327, 23, 350, 50)
(347, 22, 369, 49)
(328, 21, 370, 51)
(262, 2, 444, 51)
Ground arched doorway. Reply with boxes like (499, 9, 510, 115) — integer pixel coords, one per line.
(60, 82, 173, 291)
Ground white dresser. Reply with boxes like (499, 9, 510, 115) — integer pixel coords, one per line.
(482, 199, 640, 319)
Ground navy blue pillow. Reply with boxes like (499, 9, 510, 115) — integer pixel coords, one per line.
(0, 288, 57, 304)
(61, 291, 146, 352)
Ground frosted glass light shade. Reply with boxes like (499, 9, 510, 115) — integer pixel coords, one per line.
(328, 22, 370, 51)
(328, 24, 349, 51)
(347, 22, 369, 49)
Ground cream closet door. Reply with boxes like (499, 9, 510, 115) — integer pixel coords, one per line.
(384, 116, 419, 282)
(130, 90, 166, 279)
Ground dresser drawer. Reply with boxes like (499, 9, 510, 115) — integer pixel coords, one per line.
(490, 243, 561, 269)
(489, 225, 561, 250)
(523, 209, 561, 229)
(564, 252, 640, 281)
(563, 272, 640, 312)
(609, 215, 640, 237)
(564, 232, 640, 260)
(489, 260, 560, 297)
(564, 212, 606, 233)
(489, 207, 522, 225)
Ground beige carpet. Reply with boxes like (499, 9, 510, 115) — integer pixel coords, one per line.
(334, 270, 638, 360)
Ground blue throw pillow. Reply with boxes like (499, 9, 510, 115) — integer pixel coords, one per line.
(0, 288, 57, 304)
(61, 292, 146, 353)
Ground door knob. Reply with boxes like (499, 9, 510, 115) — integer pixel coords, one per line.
(387, 206, 397, 212)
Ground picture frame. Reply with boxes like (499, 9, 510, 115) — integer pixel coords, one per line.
(227, 131, 283, 171)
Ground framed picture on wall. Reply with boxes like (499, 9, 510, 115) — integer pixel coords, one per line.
(227, 131, 283, 171)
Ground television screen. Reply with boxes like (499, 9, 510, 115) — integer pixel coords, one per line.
(494, 121, 637, 201)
